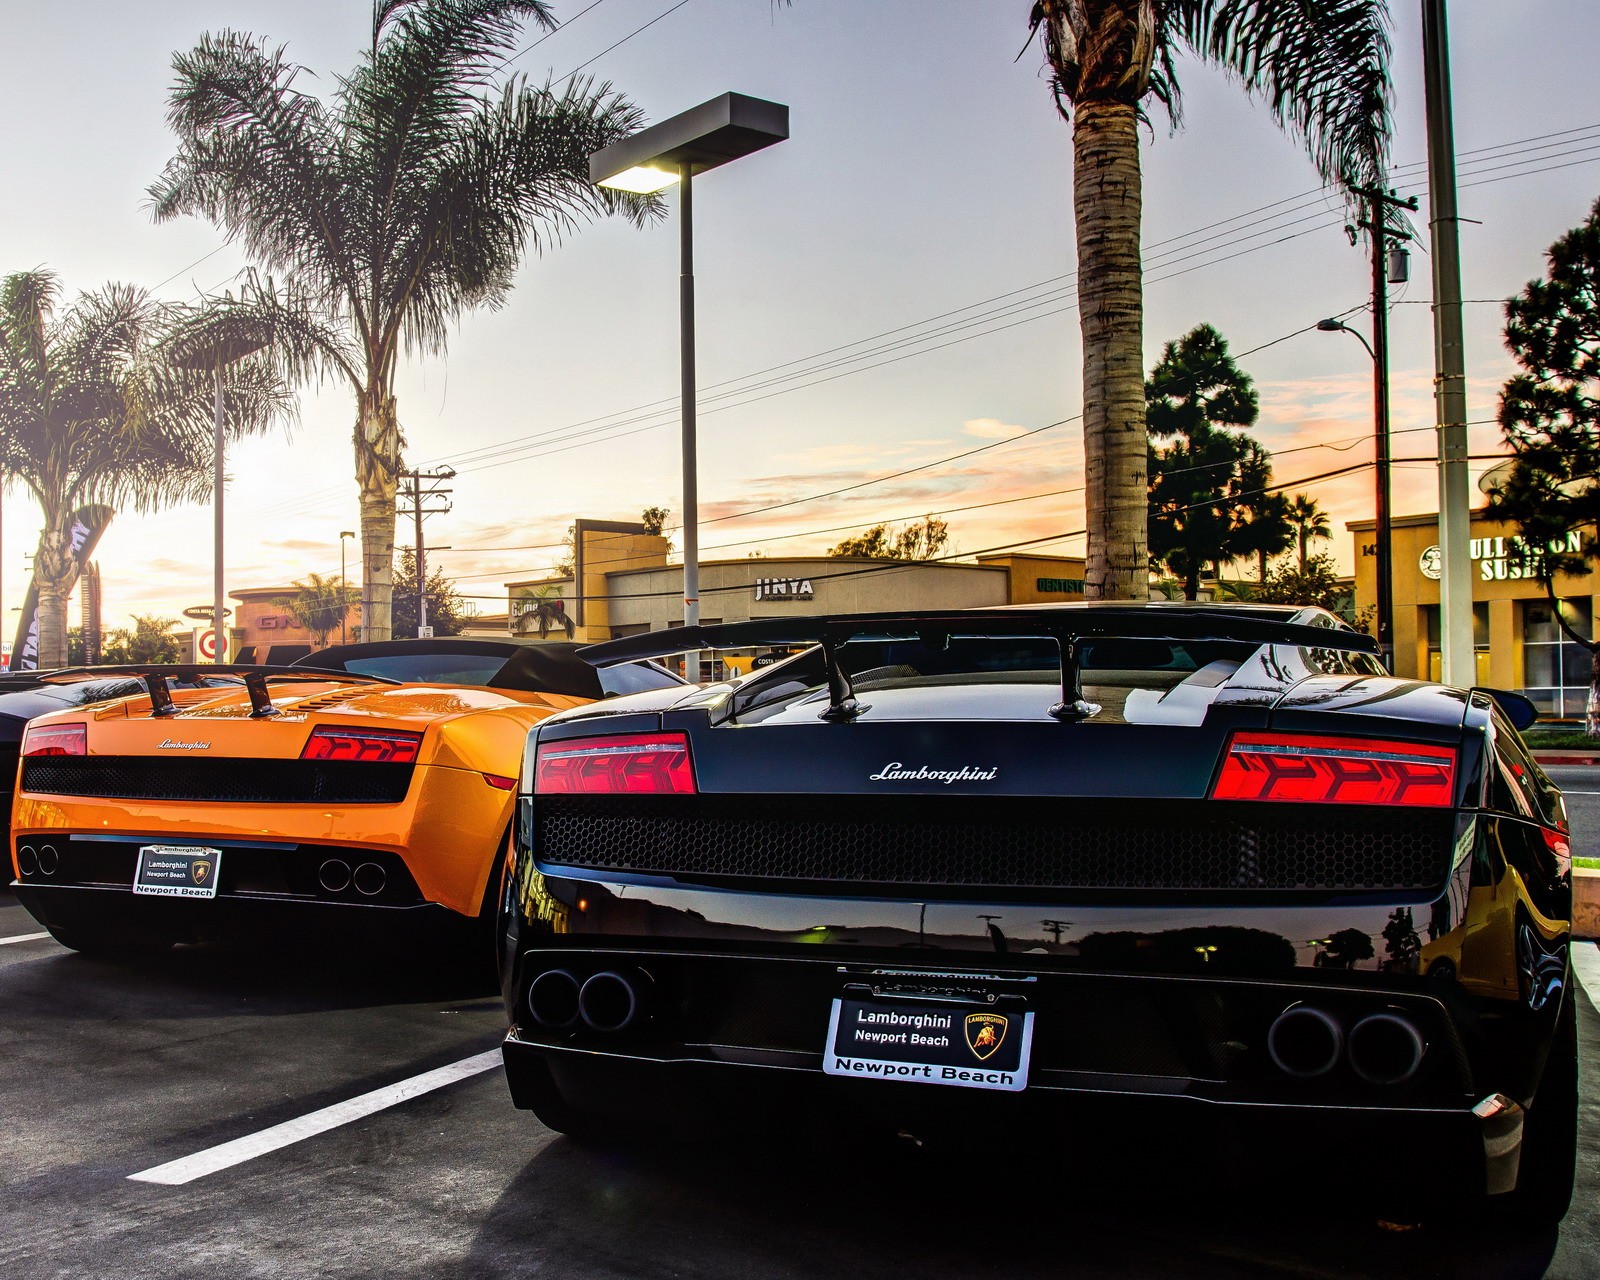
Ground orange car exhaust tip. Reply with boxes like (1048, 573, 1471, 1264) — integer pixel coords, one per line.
(317, 860, 352, 893)
(352, 862, 388, 897)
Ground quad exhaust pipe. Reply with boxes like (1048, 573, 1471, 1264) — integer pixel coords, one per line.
(526, 967, 650, 1033)
(1347, 1010, 1426, 1085)
(1267, 1004, 1424, 1085)
(15, 844, 57, 877)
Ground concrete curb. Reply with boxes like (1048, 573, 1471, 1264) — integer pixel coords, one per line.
(1535, 753, 1600, 766)
(1577, 868, 1600, 942)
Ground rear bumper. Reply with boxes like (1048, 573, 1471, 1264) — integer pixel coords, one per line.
(501, 1028, 1513, 1192)
(13, 880, 458, 944)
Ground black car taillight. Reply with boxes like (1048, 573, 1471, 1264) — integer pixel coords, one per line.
(300, 726, 422, 764)
(534, 733, 695, 795)
(1211, 732, 1455, 807)
(22, 722, 86, 757)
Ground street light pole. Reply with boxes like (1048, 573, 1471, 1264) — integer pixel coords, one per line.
(679, 159, 699, 644)
(1422, 0, 1476, 689)
(340, 530, 355, 644)
(212, 366, 225, 664)
(588, 93, 788, 682)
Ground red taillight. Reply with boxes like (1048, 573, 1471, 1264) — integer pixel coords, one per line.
(535, 733, 695, 795)
(1212, 732, 1456, 807)
(300, 726, 422, 764)
(22, 723, 87, 757)
(482, 772, 517, 791)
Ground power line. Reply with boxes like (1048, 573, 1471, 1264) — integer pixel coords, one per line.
(225, 124, 1600, 528)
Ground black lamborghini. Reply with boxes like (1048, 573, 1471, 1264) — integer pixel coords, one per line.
(497, 604, 1575, 1225)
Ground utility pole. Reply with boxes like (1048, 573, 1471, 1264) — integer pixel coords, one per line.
(1422, 0, 1475, 688)
(1349, 184, 1419, 673)
(396, 467, 454, 638)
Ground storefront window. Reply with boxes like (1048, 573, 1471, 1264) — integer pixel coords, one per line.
(1522, 598, 1593, 719)
(1424, 603, 1491, 686)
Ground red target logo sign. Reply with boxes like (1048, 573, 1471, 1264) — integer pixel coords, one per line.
(198, 629, 218, 660)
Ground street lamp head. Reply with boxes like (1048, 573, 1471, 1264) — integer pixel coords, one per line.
(589, 92, 788, 190)
(1316, 318, 1347, 333)
(340, 530, 355, 539)
(598, 164, 682, 195)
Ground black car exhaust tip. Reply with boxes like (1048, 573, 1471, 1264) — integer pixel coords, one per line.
(16, 844, 37, 877)
(36, 844, 58, 876)
(318, 859, 352, 894)
(1348, 1010, 1426, 1085)
(352, 862, 387, 896)
(1267, 1004, 1343, 1078)
(527, 969, 582, 1029)
(579, 970, 647, 1033)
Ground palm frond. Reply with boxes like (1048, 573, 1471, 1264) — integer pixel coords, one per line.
(380, 74, 658, 359)
(1172, 0, 1392, 190)
(149, 31, 361, 319)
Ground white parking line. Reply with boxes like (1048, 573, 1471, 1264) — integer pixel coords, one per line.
(128, 1049, 502, 1186)
(1573, 941, 1600, 1015)
(0, 932, 51, 947)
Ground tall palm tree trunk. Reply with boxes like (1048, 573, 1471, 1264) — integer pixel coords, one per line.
(33, 514, 78, 669)
(1075, 100, 1147, 600)
(355, 388, 401, 643)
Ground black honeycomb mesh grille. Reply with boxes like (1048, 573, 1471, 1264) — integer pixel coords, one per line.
(535, 795, 1453, 892)
(21, 757, 413, 805)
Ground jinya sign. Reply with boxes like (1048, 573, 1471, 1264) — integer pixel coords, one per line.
(1418, 530, 1583, 582)
(754, 577, 814, 602)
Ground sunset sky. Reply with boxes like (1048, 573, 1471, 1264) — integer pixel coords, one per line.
(0, 0, 1597, 634)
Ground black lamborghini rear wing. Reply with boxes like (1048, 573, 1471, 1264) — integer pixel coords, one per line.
(576, 607, 1379, 723)
(35, 663, 400, 719)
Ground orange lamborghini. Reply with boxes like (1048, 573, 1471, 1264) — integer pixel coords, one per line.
(9, 638, 681, 955)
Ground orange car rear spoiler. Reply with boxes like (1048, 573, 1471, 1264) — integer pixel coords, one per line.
(36, 664, 399, 719)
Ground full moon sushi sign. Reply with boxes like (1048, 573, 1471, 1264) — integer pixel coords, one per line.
(1418, 530, 1583, 582)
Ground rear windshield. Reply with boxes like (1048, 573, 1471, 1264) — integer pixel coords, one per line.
(341, 654, 507, 685)
(597, 662, 683, 696)
(838, 636, 1259, 685)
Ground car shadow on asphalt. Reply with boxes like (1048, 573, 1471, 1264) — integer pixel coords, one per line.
(9, 935, 501, 1020)
(441, 1124, 1561, 1280)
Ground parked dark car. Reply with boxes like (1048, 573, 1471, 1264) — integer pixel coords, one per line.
(498, 604, 1575, 1226)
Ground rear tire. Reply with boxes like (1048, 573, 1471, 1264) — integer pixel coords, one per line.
(1497, 993, 1578, 1231)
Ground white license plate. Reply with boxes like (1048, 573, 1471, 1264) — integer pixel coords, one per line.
(822, 998, 1033, 1092)
(134, 846, 222, 899)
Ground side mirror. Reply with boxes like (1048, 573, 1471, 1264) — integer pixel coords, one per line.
(1478, 687, 1539, 732)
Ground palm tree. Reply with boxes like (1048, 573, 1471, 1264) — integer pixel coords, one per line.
(1027, 2, 1392, 598)
(275, 572, 357, 649)
(0, 270, 289, 667)
(1288, 493, 1332, 571)
(1230, 441, 1295, 582)
(149, 0, 657, 640)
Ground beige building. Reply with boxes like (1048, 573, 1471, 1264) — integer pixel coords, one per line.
(503, 518, 1087, 678)
(1349, 509, 1597, 717)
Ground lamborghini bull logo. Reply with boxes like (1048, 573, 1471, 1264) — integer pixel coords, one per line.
(964, 1013, 1007, 1061)
(191, 860, 213, 886)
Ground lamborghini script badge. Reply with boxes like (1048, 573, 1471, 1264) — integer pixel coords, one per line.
(964, 1012, 1008, 1060)
(191, 860, 213, 886)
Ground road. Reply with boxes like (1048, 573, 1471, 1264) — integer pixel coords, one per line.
(2, 773, 1599, 1279)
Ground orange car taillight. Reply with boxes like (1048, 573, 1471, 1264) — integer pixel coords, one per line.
(300, 727, 422, 764)
(1211, 732, 1456, 807)
(22, 723, 86, 757)
(535, 733, 695, 795)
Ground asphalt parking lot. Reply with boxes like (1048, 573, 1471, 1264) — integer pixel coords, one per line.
(3, 774, 1600, 1279)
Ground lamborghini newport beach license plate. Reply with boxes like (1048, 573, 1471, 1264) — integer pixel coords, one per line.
(823, 998, 1033, 1092)
(134, 846, 222, 899)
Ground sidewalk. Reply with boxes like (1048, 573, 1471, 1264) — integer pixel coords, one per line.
(1535, 749, 1600, 766)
